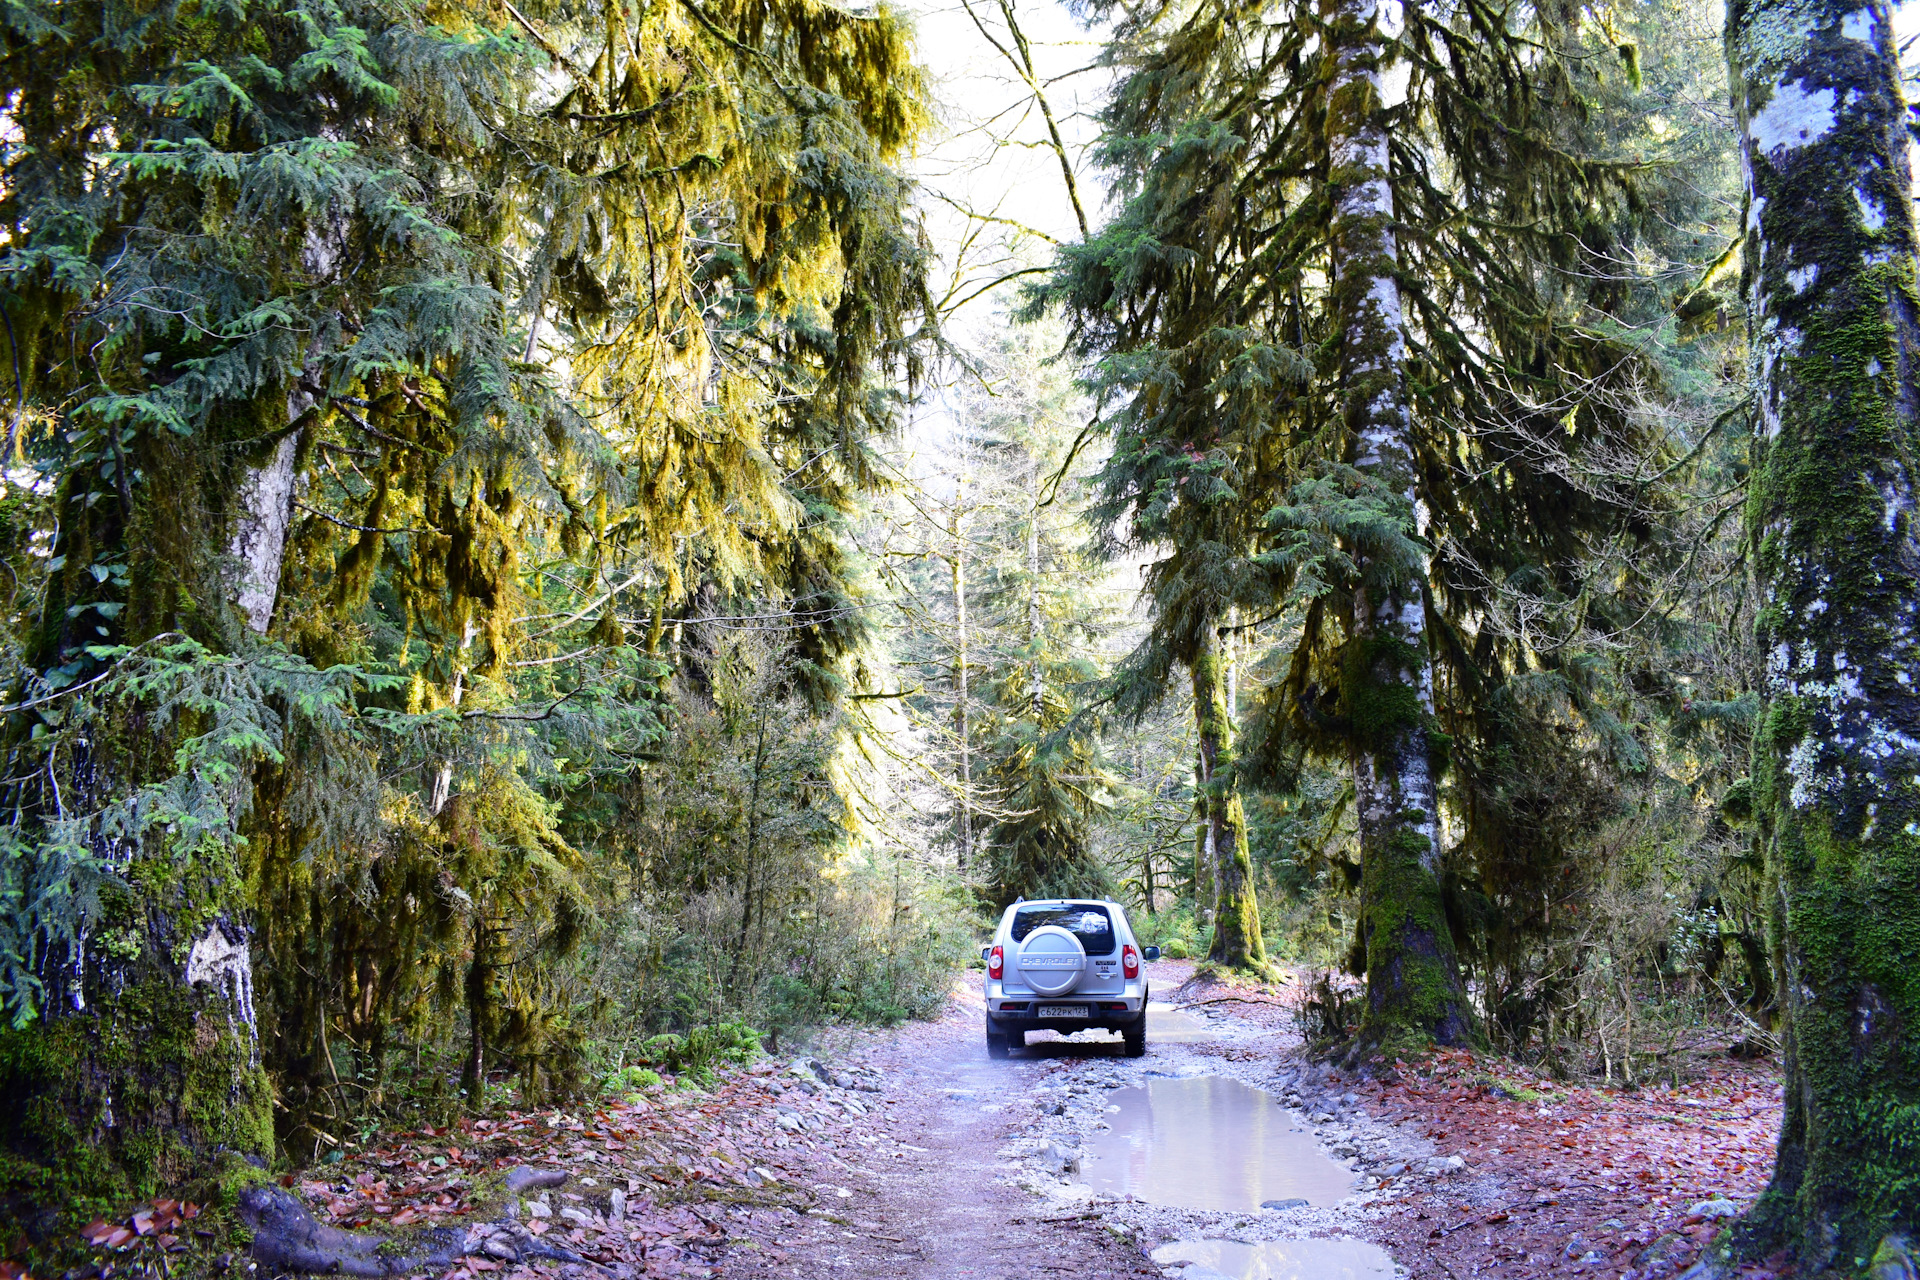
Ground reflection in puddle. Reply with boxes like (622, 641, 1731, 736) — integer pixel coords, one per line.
(1145, 1002, 1218, 1043)
(1149, 1237, 1395, 1280)
(1080, 1076, 1354, 1211)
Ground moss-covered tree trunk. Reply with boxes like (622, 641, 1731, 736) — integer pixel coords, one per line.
(1325, 0, 1470, 1051)
(1192, 622, 1267, 970)
(1729, 0, 1920, 1267)
(0, 440, 280, 1228)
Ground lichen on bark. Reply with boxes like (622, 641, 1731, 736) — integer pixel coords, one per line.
(1324, 0, 1471, 1053)
(1729, 0, 1920, 1264)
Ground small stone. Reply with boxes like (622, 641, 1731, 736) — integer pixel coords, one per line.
(610, 1189, 626, 1224)
(482, 1240, 518, 1261)
(504, 1166, 569, 1195)
(1374, 1163, 1406, 1177)
(1635, 1232, 1688, 1266)
(526, 1199, 552, 1219)
(1039, 1142, 1081, 1176)
(1690, 1198, 1741, 1220)
(1341, 1092, 1359, 1105)
(1261, 1198, 1309, 1211)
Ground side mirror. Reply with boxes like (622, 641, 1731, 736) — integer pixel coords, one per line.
(981, 945, 992, 961)
(1143, 946, 1161, 961)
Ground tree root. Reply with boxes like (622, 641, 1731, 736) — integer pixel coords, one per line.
(236, 1184, 585, 1277)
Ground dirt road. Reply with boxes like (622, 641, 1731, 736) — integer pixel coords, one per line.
(715, 962, 1783, 1280)
(185, 962, 1781, 1280)
(714, 981, 1160, 1279)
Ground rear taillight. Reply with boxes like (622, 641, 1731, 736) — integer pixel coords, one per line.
(988, 945, 1004, 979)
(1122, 944, 1140, 978)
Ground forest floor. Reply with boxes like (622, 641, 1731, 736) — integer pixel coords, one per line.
(59, 962, 1790, 1280)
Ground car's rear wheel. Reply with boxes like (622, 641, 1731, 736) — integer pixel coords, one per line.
(1122, 1017, 1147, 1057)
(1013, 1029, 1029, 1049)
(987, 1029, 1011, 1059)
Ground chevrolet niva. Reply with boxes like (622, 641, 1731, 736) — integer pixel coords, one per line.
(981, 899, 1159, 1058)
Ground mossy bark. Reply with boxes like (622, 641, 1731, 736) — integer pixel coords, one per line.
(1730, 0, 1920, 1266)
(1192, 623, 1268, 971)
(1325, 0, 1470, 1052)
(0, 874, 273, 1233)
(0, 433, 280, 1229)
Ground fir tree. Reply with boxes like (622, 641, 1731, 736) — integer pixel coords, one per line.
(1039, 0, 1678, 1012)
(963, 319, 1119, 904)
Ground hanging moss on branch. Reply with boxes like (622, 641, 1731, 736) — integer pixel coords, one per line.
(0, 0, 933, 1230)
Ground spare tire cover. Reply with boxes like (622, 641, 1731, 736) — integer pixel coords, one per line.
(1017, 925, 1087, 997)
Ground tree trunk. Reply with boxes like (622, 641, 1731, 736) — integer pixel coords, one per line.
(1730, 0, 1920, 1266)
(730, 709, 771, 992)
(1026, 469, 1043, 718)
(0, 451, 277, 1216)
(1226, 604, 1239, 721)
(229, 432, 301, 634)
(460, 910, 492, 1105)
(1192, 622, 1266, 970)
(1325, 0, 1469, 1051)
(949, 486, 973, 871)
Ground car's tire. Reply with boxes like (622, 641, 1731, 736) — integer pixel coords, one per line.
(1122, 1016, 1147, 1058)
(1014, 1029, 1029, 1049)
(987, 1030, 1011, 1059)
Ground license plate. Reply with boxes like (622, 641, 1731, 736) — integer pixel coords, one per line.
(1037, 1004, 1089, 1018)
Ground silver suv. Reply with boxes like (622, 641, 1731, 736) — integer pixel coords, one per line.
(982, 899, 1160, 1058)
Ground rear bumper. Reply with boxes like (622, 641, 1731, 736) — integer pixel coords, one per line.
(986, 994, 1146, 1034)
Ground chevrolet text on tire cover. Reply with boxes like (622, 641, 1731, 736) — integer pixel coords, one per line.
(980, 899, 1160, 1059)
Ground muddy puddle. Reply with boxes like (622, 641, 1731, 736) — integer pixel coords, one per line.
(1145, 1002, 1218, 1043)
(1148, 1237, 1395, 1280)
(1080, 1076, 1355, 1212)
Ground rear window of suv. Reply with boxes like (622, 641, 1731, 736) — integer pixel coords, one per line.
(1010, 903, 1116, 956)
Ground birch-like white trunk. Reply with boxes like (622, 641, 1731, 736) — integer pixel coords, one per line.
(229, 433, 300, 634)
(1731, 0, 1920, 1263)
(1327, 0, 1466, 1047)
(229, 221, 343, 634)
(1026, 468, 1043, 719)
